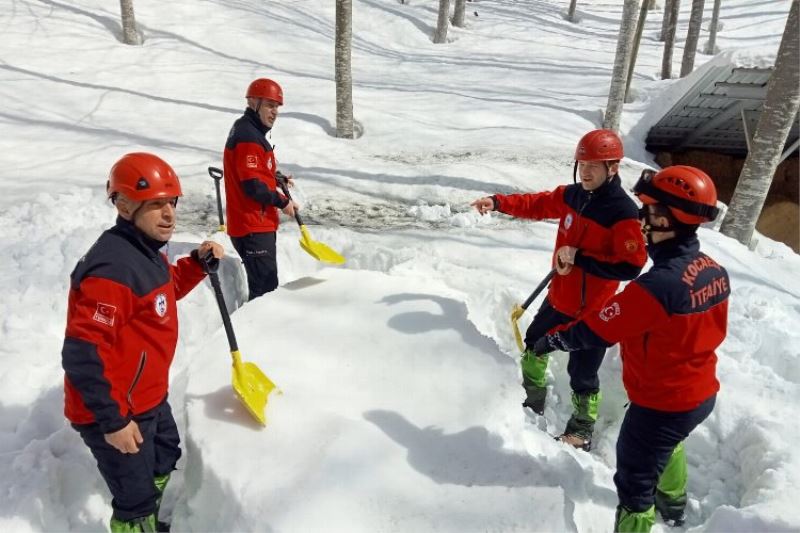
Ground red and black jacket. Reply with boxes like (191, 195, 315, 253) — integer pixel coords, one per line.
(62, 218, 206, 432)
(223, 108, 288, 238)
(549, 235, 729, 412)
(495, 176, 646, 318)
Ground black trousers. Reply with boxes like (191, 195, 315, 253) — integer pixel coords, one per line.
(524, 298, 606, 394)
(74, 400, 181, 522)
(231, 231, 278, 300)
(615, 395, 716, 512)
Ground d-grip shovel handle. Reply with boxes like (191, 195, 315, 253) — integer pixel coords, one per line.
(208, 167, 223, 181)
(208, 167, 225, 229)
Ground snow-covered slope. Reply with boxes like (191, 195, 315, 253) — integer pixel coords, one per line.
(1, 1, 797, 531)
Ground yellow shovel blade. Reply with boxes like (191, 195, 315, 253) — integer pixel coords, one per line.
(299, 225, 346, 265)
(510, 304, 526, 353)
(231, 350, 278, 426)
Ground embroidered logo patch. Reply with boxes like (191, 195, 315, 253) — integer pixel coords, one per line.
(599, 302, 621, 322)
(625, 239, 639, 253)
(154, 293, 168, 317)
(93, 303, 116, 326)
(267, 157, 273, 170)
(564, 213, 573, 230)
(246, 155, 258, 168)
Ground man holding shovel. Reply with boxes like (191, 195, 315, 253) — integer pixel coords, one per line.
(61, 153, 224, 532)
(223, 77, 299, 300)
(471, 130, 646, 450)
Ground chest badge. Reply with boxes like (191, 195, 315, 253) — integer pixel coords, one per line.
(564, 213, 574, 230)
(154, 293, 168, 317)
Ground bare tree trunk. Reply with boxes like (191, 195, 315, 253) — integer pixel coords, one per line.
(604, 0, 641, 131)
(704, 0, 722, 54)
(661, 0, 681, 78)
(680, 0, 706, 77)
(119, 0, 141, 45)
(335, 0, 354, 139)
(453, 0, 466, 27)
(721, 0, 800, 246)
(659, 0, 677, 41)
(568, 0, 579, 22)
(433, 0, 450, 43)
(625, 1, 650, 103)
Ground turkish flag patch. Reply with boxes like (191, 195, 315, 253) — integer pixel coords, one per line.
(93, 302, 116, 326)
(246, 155, 258, 168)
(625, 239, 639, 253)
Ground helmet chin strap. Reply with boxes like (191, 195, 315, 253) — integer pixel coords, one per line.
(639, 206, 673, 244)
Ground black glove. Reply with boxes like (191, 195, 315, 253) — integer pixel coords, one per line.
(195, 249, 219, 274)
(532, 335, 556, 356)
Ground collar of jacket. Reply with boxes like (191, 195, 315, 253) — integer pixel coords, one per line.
(647, 233, 700, 263)
(244, 107, 272, 136)
(593, 173, 621, 197)
(572, 173, 621, 202)
(114, 216, 167, 259)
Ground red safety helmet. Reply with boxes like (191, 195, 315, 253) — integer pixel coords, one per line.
(107, 153, 183, 202)
(246, 78, 283, 105)
(575, 129, 624, 161)
(634, 165, 719, 224)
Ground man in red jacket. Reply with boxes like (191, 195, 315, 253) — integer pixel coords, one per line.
(472, 130, 647, 450)
(223, 78, 298, 300)
(531, 166, 729, 532)
(62, 153, 223, 532)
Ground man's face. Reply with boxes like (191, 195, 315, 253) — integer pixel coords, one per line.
(132, 198, 178, 242)
(577, 160, 616, 191)
(257, 99, 281, 128)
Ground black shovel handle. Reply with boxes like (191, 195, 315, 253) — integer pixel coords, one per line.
(201, 252, 239, 353)
(208, 166, 225, 227)
(520, 268, 557, 311)
(276, 171, 306, 226)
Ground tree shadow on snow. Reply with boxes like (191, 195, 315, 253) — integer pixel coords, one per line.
(379, 293, 510, 366)
(364, 409, 617, 506)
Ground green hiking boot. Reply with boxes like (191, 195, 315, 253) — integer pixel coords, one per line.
(109, 514, 157, 533)
(655, 442, 688, 526)
(614, 505, 655, 533)
(153, 473, 171, 532)
(520, 350, 549, 414)
(557, 391, 601, 451)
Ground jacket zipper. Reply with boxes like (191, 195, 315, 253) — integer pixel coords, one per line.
(127, 351, 147, 409)
(575, 192, 594, 313)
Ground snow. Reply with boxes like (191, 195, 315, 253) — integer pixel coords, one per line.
(1, 0, 798, 532)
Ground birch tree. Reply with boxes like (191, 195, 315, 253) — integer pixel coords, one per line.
(335, 0, 354, 138)
(625, 1, 651, 103)
(680, 0, 706, 77)
(567, 0, 579, 22)
(120, 0, 141, 45)
(433, 0, 450, 43)
(453, 0, 466, 27)
(603, 0, 641, 131)
(704, 0, 722, 55)
(659, 0, 678, 41)
(721, 0, 800, 246)
(661, 0, 681, 78)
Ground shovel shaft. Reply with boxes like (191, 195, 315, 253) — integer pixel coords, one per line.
(276, 173, 306, 226)
(521, 269, 557, 311)
(207, 270, 239, 353)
